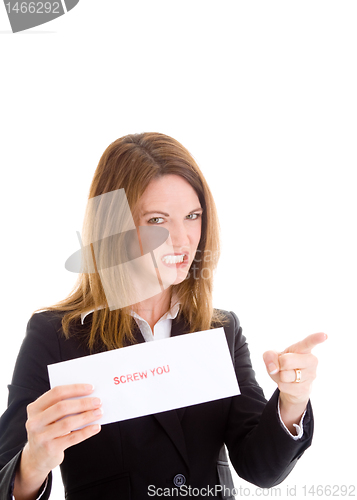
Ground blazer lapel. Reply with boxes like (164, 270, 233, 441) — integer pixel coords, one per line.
(129, 314, 191, 468)
(153, 410, 190, 467)
(152, 313, 191, 468)
(170, 312, 190, 338)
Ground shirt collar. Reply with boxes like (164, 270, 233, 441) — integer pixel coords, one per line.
(130, 299, 180, 324)
(81, 306, 104, 325)
(80, 295, 180, 325)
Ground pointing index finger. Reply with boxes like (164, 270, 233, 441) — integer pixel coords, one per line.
(284, 332, 328, 354)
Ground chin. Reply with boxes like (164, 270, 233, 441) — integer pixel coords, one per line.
(171, 270, 191, 286)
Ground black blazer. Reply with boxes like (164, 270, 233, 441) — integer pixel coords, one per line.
(0, 310, 313, 499)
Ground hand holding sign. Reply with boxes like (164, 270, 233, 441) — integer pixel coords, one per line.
(263, 333, 327, 430)
(13, 384, 101, 499)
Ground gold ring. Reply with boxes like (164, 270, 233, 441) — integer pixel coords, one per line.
(294, 369, 302, 383)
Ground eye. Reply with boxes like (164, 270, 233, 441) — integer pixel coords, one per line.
(186, 213, 201, 220)
(147, 217, 164, 224)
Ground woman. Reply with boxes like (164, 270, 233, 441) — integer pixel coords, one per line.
(0, 133, 325, 500)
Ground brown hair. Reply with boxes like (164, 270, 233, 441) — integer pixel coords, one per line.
(33, 133, 226, 351)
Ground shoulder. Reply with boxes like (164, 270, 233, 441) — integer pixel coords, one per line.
(212, 309, 246, 355)
(12, 310, 89, 392)
(10, 311, 67, 393)
(25, 310, 90, 361)
(21, 309, 88, 364)
(213, 308, 241, 329)
(22, 310, 65, 353)
(212, 308, 241, 337)
(26, 310, 88, 343)
(212, 310, 258, 387)
(27, 309, 66, 334)
(23, 310, 67, 357)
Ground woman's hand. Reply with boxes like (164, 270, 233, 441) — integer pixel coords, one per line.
(263, 333, 327, 433)
(14, 384, 102, 500)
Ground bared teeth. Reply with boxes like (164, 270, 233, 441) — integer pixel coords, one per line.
(162, 254, 185, 264)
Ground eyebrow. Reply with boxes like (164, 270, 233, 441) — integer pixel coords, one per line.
(142, 207, 203, 217)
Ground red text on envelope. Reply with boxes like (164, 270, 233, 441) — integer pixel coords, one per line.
(114, 365, 170, 385)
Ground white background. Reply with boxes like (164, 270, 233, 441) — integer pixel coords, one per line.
(0, 1, 356, 498)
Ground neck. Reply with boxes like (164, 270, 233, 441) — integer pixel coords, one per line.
(132, 288, 172, 331)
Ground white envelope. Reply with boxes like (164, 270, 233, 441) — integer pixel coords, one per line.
(47, 327, 240, 425)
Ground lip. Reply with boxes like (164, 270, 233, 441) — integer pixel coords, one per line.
(160, 252, 189, 268)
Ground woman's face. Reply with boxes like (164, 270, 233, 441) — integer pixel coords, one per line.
(136, 174, 202, 286)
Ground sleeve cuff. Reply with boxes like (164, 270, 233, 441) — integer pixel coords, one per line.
(12, 476, 49, 500)
(36, 476, 49, 500)
(277, 397, 306, 440)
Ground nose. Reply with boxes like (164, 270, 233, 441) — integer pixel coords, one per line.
(168, 220, 190, 249)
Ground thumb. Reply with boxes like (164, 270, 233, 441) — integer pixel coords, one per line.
(263, 350, 280, 379)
